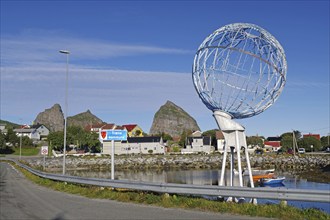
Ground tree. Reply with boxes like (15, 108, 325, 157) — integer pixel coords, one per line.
(179, 130, 192, 147)
(159, 132, 173, 142)
(0, 133, 6, 149)
(48, 126, 101, 152)
(5, 128, 19, 147)
(48, 131, 64, 151)
(67, 126, 85, 147)
(85, 132, 101, 152)
(320, 135, 329, 147)
(280, 135, 293, 151)
(246, 136, 264, 147)
(299, 136, 322, 151)
(280, 131, 301, 151)
(22, 136, 33, 147)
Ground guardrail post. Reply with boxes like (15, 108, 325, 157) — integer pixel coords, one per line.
(280, 200, 287, 207)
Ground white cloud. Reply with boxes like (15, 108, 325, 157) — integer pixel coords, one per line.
(1, 30, 193, 66)
(0, 29, 202, 131)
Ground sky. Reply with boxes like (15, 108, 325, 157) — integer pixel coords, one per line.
(1, 0, 329, 138)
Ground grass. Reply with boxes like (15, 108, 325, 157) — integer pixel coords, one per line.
(8, 161, 329, 220)
(0, 147, 40, 156)
(12, 147, 40, 156)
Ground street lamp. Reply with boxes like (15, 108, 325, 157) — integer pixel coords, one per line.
(59, 49, 70, 175)
(19, 119, 22, 160)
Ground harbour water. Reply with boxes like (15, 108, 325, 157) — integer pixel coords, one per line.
(61, 168, 330, 214)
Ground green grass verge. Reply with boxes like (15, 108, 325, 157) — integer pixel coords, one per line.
(11, 162, 330, 220)
(1, 147, 40, 156)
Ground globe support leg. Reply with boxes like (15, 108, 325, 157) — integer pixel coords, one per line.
(213, 111, 255, 202)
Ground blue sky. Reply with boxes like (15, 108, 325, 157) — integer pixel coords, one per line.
(1, 1, 329, 138)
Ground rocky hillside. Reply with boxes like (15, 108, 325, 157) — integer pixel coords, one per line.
(34, 104, 65, 132)
(67, 110, 103, 128)
(34, 104, 103, 132)
(149, 101, 200, 137)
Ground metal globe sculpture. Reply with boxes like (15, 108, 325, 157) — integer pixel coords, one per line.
(192, 23, 287, 119)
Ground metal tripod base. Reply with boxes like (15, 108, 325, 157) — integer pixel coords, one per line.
(213, 111, 255, 190)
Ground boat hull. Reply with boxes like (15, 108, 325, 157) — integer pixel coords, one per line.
(253, 173, 275, 182)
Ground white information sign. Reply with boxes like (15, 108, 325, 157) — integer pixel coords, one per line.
(41, 146, 48, 155)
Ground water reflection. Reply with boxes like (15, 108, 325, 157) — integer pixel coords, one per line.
(60, 168, 330, 214)
(64, 169, 253, 186)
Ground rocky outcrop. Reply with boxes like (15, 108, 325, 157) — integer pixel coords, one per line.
(67, 110, 103, 128)
(149, 101, 200, 137)
(34, 105, 103, 132)
(34, 104, 64, 132)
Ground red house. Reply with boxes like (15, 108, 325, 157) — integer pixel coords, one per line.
(303, 133, 320, 140)
(264, 137, 282, 151)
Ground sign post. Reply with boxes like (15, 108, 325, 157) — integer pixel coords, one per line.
(100, 130, 127, 180)
(111, 140, 115, 180)
(41, 146, 48, 170)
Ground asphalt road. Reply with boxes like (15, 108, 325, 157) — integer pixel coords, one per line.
(0, 162, 273, 220)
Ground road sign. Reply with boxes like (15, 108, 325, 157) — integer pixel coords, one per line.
(41, 146, 48, 155)
(100, 130, 127, 141)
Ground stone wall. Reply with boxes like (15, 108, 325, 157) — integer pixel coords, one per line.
(25, 154, 330, 172)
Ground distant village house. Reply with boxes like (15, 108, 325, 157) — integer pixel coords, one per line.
(181, 131, 213, 154)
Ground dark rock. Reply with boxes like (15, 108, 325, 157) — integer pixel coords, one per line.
(34, 104, 64, 132)
(67, 110, 103, 129)
(149, 101, 200, 137)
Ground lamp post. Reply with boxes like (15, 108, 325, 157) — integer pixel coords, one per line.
(59, 49, 70, 175)
(19, 119, 22, 160)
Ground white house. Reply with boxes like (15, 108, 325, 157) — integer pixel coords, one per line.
(102, 136, 165, 155)
(30, 124, 50, 140)
(15, 128, 40, 140)
(182, 131, 214, 154)
(14, 124, 50, 140)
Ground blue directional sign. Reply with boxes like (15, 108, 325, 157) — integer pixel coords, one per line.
(101, 130, 127, 141)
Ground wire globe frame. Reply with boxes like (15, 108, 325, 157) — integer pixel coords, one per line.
(192, 23, 287, 119)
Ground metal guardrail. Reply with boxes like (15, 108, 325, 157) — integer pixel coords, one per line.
(2, 159, 329, 203)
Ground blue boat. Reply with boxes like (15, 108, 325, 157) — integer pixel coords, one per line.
(262, 177, 286, 185)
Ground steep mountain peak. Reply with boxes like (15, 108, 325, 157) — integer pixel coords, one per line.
(67, 109, 103, 128)
(149, 101, 200, 137)
(34, 104, 64, 132)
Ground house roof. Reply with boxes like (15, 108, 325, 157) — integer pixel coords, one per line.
(190, 130, 202, 137)
(303, 134, 320, 140)
(102, 123, 115, 130)
(216, 131, 224, 139)
(266, 137, 281, 142)
(264, 141, 281, 147)
(30, 124, 49, 130)
(122, 124, 137, 132)
(14, 128, 36, 133)
(92, 123, 107, 128)
(85, 123, 107, 131)
(123, 136, 161, 143)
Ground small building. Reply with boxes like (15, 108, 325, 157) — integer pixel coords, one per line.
(14, 128, 40, 140)
(85, 123, 115, 133)
(264, 136, 282, 152)
(14, 124, 49, 140)
(30, 124, 50, 140)
(102, 136, 165, 155)
(216, 130, 225, 153)
(122, 124, 144, 137)
(182, 131, 214, 154)
(0, 124, 7, 134)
